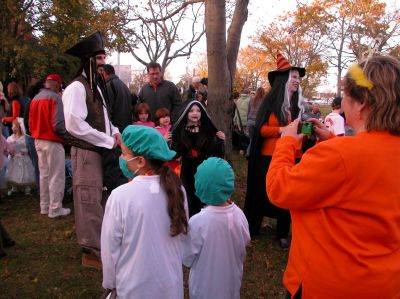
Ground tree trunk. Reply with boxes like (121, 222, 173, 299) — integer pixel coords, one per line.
(205, 0, 249, 160)
(205, 0, 232, 159)
(227, 0, 249, 85)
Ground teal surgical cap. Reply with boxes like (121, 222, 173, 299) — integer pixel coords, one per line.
(122, 125, 176, 161)
(195, 157, 235, 205)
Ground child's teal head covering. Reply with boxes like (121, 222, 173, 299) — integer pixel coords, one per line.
(122, 125, 176, 161)
(195, 157, 234, 205)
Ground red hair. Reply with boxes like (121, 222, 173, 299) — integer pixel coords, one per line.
(154, 108, 170, 126)
(134, 103, 151, 121)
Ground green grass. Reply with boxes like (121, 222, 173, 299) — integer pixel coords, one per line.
(0, 152, 288, 299)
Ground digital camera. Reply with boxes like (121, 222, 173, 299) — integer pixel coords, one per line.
(298, 111, 314, 135)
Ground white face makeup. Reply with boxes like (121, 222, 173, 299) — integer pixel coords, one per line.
(187, 104, 201, 125)
(287, 69, 301, 94)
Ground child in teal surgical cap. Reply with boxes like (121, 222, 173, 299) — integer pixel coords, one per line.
(183, 157, 250, 299)
(101, 125, 188, 299)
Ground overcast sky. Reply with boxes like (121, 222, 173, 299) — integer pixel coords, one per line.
(109, 0, 399, 91)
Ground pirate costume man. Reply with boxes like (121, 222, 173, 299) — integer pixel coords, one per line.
(63, 31, 122, 269)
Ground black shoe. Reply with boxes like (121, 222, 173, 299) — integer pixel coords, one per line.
(4, 240, 15, 248)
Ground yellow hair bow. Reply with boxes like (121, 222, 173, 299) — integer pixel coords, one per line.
(348, 64, 374, 90)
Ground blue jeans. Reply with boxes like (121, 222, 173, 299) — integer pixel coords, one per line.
(25, 135, 39, 190)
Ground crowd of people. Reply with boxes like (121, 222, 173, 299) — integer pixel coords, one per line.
(0, 30, 399, 299)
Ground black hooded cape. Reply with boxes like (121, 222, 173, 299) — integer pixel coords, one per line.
(171, 100, 225, 217)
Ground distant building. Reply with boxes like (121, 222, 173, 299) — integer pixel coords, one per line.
(113, 65, 132, 86)
(312, 92, 337, 105)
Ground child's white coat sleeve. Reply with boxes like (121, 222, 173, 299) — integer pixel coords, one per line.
(182, 219, 202, 268)
(101, 194, 123, 290)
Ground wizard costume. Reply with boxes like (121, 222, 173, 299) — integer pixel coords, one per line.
(244, 52, 307, 239)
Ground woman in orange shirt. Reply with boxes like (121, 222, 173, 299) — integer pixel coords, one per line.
(244, 52, 306, 249)
(267, 55, 400, 298)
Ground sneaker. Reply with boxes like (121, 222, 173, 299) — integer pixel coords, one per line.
(82, 252, 102, 270)
(7, 189, 14, 196)
(40, 209, 49, 215)
(48, 208, 71, 218)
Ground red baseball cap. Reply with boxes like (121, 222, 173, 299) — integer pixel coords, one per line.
(46, 74, 62, 85)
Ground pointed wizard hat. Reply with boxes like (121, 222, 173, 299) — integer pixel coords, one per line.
(267, 51, 305, 85)
(65, 31, 106, 59)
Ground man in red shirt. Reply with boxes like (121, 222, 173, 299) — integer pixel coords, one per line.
(29, 74, 70, 218)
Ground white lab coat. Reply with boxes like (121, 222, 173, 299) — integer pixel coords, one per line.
(101, 175, 188, 299)
(183, 204, 250, 299)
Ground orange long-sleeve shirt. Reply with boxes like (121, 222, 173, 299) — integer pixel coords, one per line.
(267, 132, 400, 299)
(260, 113, 301, 157)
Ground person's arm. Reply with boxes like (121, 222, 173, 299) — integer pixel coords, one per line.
(2, 100, 20, 123)
(53, 94, 66, 136)
(266, 122, 347, 210)
(182, 219, 203, 268)
(260, 114, 283, 138)
(105, 81, 116, 121)
(101, 195, 123, 290)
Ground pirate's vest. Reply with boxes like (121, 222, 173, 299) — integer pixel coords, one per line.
(63, 75, 106, 152)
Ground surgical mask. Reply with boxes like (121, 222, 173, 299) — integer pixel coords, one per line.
(119, 156, 140, 179)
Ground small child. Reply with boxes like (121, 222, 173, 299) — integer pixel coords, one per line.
(154, 107, 172, 142)
(183, 157, 250, 299)
(170, 100, 225, 217)
(101, 125, 188, 298)
(0, 134, 11, 200)
(6, 119, 35, 195)
(133, 103, 155, 128)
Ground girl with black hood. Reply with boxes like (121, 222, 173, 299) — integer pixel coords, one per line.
(171, 100, 225, 217)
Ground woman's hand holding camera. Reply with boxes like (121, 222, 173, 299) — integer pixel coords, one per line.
(281, 119, 303, 141)
(307, 118, 331, 141)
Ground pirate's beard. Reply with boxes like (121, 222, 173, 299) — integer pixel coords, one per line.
(81, 58, 105, 103)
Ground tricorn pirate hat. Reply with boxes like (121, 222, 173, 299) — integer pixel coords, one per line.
(267, 51, 305, 85)
(65, 31, 106, 58)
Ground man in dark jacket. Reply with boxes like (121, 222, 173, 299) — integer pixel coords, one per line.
(101, 64, 134, 132)
(138, 62, 181, 123)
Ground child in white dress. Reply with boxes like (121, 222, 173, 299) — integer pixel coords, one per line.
(6, 119, 35, 195)
(101, 125, 188, 299)
(183, 157, 250, 299)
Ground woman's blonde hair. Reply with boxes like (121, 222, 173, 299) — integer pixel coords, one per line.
(343, 55, 400, 135)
